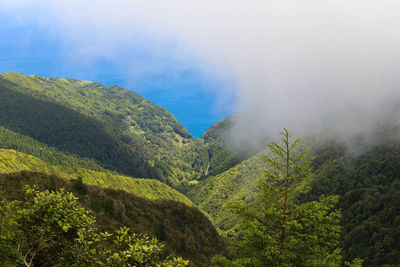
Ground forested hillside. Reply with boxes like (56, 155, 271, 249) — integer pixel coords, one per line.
(190, 125, 400, 266)
(188, 152, 265, 231)
(0, 171, 225, 265)
(0, 72, 264, 189)
(0, 149, 193, 205)
(0, 72, 228, 266)
(0, 72, 194, 187)
(2, 71, 400, 265)
(183, 113, 269, 183)
(302, 130, 400, 266)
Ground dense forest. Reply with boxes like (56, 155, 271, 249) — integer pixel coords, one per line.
(0, 172, 225, 266)
(1, 72, 400, 266)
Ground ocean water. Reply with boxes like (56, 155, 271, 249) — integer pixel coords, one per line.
(0, 14, 233, 138)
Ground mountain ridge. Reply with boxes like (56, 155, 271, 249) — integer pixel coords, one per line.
(3, 71, 400, 265)
(0, 72, 196, 187)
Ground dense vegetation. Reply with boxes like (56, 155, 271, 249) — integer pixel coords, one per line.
(211, 129, 355, 266)
(191, 127, 400, 266)
(183, 113, 269, 182)
(0, 184, 189, 266)
(0, 72, 194, 187)
(0, 172, 225, 266)
(0, 149, 193, 205)
(2, 71, 400, 265)
(188, 152, 265, 232)
(301, 131, 400, 266)
(0, 126, 108, 172)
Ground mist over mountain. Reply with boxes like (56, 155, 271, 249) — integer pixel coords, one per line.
(2, 1, 400, 266)
(2, 1, 400, 145)
(1, 71, 400, 265)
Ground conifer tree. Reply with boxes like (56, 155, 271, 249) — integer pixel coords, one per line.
(213, 129, 359, 266)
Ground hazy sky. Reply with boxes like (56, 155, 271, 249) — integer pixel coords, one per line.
(1, 1, 400, 139)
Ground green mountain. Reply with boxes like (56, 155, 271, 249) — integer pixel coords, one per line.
(182, 113, 270, 183)
(0, 72, 267, 189)
(0, 72, 194, 187)
(0, 72, 229, 265)
(190, 125, 400, 266)
(302, 133, 400, 266)
(3, 71, 400, 265)
(188, 151, 265, 232)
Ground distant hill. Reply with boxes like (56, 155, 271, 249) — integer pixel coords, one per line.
(0, 72, 194, 187)
(183, 113, 270, 183)
(4, 71, 400, 265)
(0, 72, 270, 188)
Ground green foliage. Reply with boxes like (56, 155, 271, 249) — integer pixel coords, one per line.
(0, 126, 108, 172)
(188, 152, 265, 232)
(192, 125, 400, 266)
(75, 226, 189, 267)
(0, 186, 95, 266)
(0, 186, 188, 266)
(5, 70, 399, 265)
(183, 113, 267, 182)
(300, 131, 400, 266)
(216, 129, 343, 266)
(0, 72, 194, 187)
(0, 171, 226, 266)
(0, 149, 193, 206)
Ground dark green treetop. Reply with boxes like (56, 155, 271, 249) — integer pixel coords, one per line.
(213, 129, 361, 266)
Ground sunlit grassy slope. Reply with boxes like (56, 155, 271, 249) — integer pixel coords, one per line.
(188, 151, 266, 232)
(0, 149, 193, 206)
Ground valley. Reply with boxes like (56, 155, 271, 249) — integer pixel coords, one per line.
(1, 72, 400, 266)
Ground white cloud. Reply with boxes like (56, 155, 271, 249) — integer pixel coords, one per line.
(2, 0, 400, 138)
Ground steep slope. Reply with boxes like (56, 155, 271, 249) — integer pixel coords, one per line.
(0, 149, 192, 205)
(0, 71, 191, 148)
(0, 125, 108, 173)
(190, 127, 400, 266)
(0, 171, 226, 266)
(188, 151, 265, 232)
(0, 72, 193, 187)
(301, 133, 400, 266)
(183, 113, 270, 182)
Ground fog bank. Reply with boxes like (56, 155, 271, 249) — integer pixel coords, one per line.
(2, 1, 400, 141)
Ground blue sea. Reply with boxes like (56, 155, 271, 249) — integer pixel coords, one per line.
(0, 14, 234, 138)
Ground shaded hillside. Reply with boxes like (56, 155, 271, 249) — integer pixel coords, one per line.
(0, 72, 270, 189)
(0, 79, 154, 178)
(300, 132, 400, 266)
(188, 152, 266, 231)
(0, 72, 194, 187)
(0, 126, 107, 172)
(0, 71, 191, 148)
(0, 171, 226, 266)
(183, 113, 270, 182)
(0, 149, 193, 205)
(191, 126, 400, 266)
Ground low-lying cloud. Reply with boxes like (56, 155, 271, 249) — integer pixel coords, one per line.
(2, 0, 400, 141)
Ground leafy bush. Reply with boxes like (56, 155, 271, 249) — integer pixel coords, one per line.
(0, 186, 189, 266)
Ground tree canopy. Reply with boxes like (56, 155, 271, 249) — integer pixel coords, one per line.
(212, 129, 360, 266)
(0, 186, 188, 266)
